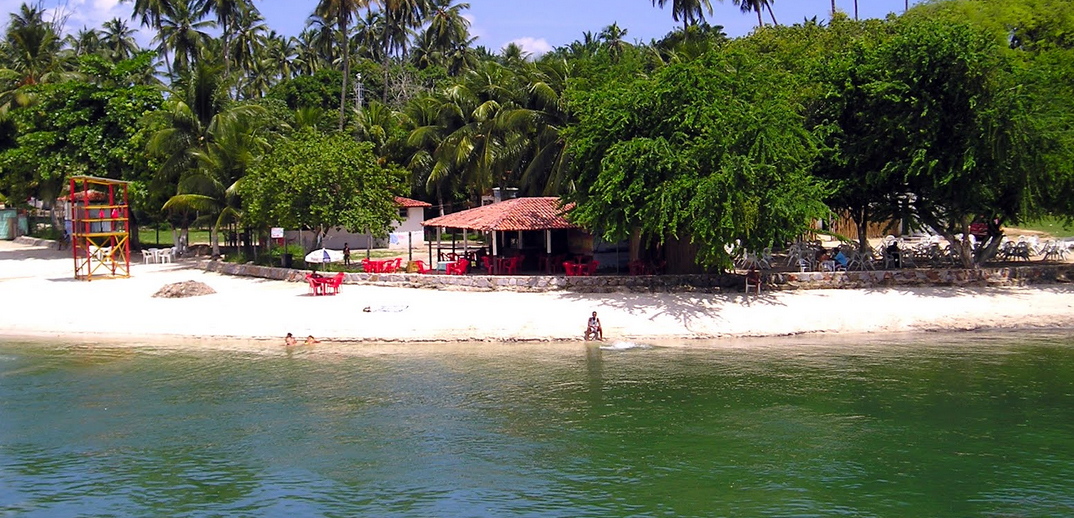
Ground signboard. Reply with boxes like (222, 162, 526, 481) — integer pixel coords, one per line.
(270, 227, 284, 238)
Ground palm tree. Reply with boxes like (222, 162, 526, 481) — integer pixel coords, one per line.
(201, 0, 256, 78)
(424, 0, 469, 54)
(4, 3, 66, 86)
(261, 31, 296, 82)
(228, 3, 267, 97)
(131, 0, 178, 75)
(314, 0, 374, 130)
(735, 0, 766, 28)
(651, 0, 714, 32)
(854, 0, 859, 20)
(353, 8, 383, 62)
(831, 0, 837, 18)
(516, 58, 573, 196)
(381, 0, 429, 101)
(155, 0, 215, 77)
(67, 26, 102, 57)
(293, 28, 324, 75)
(599, 22, 629, 62)
(101, 18, 140, 62)
(148, 61, 266, 256)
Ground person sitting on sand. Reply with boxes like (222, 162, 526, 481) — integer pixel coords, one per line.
(585, 311, 603, 341)
(304, 335, 319, 346)
(285, 332, 297, 347)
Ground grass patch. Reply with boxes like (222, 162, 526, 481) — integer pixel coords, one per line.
(138, 227, 212, 247)
(1009, 217, 1074, 239)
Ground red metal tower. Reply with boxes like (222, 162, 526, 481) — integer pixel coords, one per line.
(69, 176, 131, 281)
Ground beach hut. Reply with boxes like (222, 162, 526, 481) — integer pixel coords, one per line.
(422, 197, 599, 273)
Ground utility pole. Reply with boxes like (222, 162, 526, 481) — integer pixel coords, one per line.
(354, 73, 363, 111)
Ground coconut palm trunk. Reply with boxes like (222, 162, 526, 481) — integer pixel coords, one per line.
(338, 17, 350, 130)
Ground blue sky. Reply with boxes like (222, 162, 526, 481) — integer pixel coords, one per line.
(5, 0, 918, 55)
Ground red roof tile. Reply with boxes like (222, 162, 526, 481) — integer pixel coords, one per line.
(422, 197, 577, 232)
(395, 196, 432, 208)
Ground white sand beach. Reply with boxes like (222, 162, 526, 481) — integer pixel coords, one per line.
(2, 239, 1073, 346)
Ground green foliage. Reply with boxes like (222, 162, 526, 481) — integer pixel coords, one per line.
(240, 128, 407, 241)
(566, 49, 828, 270)
(268, 68, 344, 110)
(0, 55, 162, 207)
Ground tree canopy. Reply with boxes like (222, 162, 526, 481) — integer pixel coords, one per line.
(240, 128, 406, 240)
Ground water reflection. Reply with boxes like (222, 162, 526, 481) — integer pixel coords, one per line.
(2, 333, 1074, 516)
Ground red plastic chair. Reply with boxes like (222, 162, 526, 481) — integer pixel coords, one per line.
(481, 255, 495, 274)
(503, 255, 523, 275)
(447, 258, 469, 275)
(563, 262, 578, 276)
(305, 273, 324, 295)
(583, 260, 599, 276)
(326, 272, 345, 294)
(409, 260, 430, 274)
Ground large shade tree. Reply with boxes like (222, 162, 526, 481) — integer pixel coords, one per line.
(566, 49, 828, 272)
(240, 128, 407, 244)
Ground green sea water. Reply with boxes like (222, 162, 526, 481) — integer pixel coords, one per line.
(2, 334, 1073, 517)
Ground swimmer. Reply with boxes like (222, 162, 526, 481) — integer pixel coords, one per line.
(304, 335, 319, 346)
(285, 332, 297, 347)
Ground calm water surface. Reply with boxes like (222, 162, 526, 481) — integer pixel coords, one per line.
(2, 334, 1074, 517)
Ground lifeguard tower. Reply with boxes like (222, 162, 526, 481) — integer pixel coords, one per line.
(69, 176, 131, 281)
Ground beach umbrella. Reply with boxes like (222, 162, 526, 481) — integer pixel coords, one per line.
(304, 248, 344, 270)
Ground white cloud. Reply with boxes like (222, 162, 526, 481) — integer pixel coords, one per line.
(506, 36, 552, 57)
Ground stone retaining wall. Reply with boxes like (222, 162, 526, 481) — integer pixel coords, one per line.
(203, 261, 1074, 293)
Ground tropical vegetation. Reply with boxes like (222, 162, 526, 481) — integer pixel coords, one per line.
(0, 0, 1071, 270)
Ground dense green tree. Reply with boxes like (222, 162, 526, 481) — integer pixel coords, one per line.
(0, 54, 163, 230)
(566, 49, 828, 271)
(240, 128, 406, 243)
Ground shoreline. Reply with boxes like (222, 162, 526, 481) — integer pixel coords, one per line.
(2, 240, 1074, 347)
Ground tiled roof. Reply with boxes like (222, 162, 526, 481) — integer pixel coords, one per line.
(395, 196, 432, 208)
(422, 197, 577, 232)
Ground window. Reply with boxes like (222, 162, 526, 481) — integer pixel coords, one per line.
(398, 208, 409, 219)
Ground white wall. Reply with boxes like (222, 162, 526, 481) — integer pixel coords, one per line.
(283, 206, 427, 251)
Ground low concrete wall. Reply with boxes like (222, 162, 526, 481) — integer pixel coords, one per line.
(14, 236, 56, 247)
(203, 261, 1074, 293)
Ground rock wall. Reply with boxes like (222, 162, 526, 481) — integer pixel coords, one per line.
(203, 261, 1074, 293)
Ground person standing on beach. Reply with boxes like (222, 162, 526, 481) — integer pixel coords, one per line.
(585, 311, 603, 341)
(344, 243, 351, 267)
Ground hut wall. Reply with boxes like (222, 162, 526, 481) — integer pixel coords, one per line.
(827, 213, 901, 241)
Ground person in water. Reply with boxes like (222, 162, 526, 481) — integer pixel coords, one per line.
(285, 332, 297, 347)
(585, 311, 603, 341)
(304, 335, 319, 346)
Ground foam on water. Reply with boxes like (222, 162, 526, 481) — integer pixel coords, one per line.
(599, 341, 653, 351)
